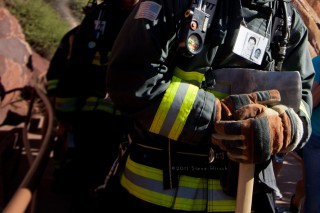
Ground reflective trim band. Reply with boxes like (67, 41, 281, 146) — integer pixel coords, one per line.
(92, 51, 111, 66)
(82, 96, 122, 114)
(207, 89, 229, 100)
(121, 156, 236, 212)
(173, 66, 205, 86)
(150, 77, 180, 137)
(47, 79, 59, 91)
(82, 97, 99, 111)
(169, 84, 197, 139)
(150, 76, 198, 140)
(92, 51, 101, 65)
(96, 101, 122, 115)
(96, 97, 122, 114)
(55, 97, 77, 112)
(299, 101, 310, 120)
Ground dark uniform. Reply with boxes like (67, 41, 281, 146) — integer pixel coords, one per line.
(46, 25, 80, 183)
(46, 26, 79, 103)
(107, 0, 314, 212)
(46, 1, 134, 212)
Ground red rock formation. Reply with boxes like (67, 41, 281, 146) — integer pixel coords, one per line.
(306, 0, 320, 15)
(292, 0, 320, 57)
(0, 7, 49, 123)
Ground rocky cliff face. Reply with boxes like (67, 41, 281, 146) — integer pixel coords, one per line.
(293, 0, 320, 57)
(0, 7, 49, 123)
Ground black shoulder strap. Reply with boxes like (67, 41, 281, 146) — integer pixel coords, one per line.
(272, 0, 293, 71)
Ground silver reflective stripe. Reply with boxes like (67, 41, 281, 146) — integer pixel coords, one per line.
(150, 76, 198, 140)
(121, 156, 236, 212)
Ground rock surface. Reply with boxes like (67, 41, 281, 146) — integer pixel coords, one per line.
(0, 7, 49, 123)
(293, 0, 320, 57)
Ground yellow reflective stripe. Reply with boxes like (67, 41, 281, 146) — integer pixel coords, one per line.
(299, 101, 310, 120)
(150, 76, 198, 140)
(172, 197, 207, 211)
(121, 174, 175, 208)
(92, 51, 101, 65)
(207, 199, 236, 212)
(169, 84, 198, 139)
(82, 96, 122, 114)
(173, 66, 205, 85)
(122, 156, 236, 212)
(207, 89, 229, 100)
(150, 77, 180, 135)
(174, 198, 236, 212)
(96, 101, 122, 115)
(55, 97, 77, 112)
(82, 97, 99, 111)
(92, 51, 111, 66)
(207, 177, 236, 212)
(126, 156, 216, 188)
(47, 79, 59, 91)
(122, 160, 206, 210)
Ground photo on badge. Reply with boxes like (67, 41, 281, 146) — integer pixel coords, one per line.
(233, 25, 268, 65)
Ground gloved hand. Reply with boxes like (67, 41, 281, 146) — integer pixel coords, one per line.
(211, 104, 303, 164)
(217, 90, 281, 120)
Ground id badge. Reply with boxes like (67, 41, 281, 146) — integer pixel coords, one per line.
(233, 25, 269, 65)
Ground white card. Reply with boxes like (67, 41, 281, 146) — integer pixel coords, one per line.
(233, 25, 269, 65)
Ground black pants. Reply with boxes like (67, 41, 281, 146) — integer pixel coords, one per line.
(68, 111, 132, 213)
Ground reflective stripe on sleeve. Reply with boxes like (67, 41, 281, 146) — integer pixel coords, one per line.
(47, 79, 59, 91)
(92, 51, 101, 65)
(150, 76, 198, 140)
(55, 97, 77, 112)
(82, 96, 99, 111)
(206, 89, 229, 100)
(82, 96, 122, 114)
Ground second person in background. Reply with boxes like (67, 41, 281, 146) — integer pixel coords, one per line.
(46, 0, 139, 212)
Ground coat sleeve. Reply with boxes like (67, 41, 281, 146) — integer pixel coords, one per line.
(46, 27, 77, 96)
(107, 0, 217, 144)
(282, 5, 315, 149)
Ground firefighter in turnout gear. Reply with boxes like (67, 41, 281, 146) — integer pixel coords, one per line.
(106, 0, 315, 212)
(46, 24, 80, 185)
(46, 0, 138, 212)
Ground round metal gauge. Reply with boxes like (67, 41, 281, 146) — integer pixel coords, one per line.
(187, 33, 202, 54)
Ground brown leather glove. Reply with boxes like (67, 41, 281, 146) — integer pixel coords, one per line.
(212, 104, 303, 164)
(218, 90, 281, 120)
